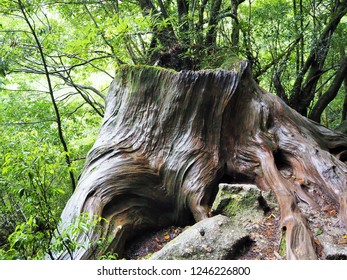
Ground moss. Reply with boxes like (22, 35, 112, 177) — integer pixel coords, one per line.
(222, 190, 261, 218)
(278, 228, 286, 258)
(142, 252, 154, 259)
(199, 46, 245, 70)
(114, 64, 176, 81)
(224, 195, 242, 217)
(220, 56, 245, 71)
(113, 64, 178, 98)
(212, 185, 263, 221)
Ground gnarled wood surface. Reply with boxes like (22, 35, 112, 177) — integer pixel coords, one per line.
(55, 62, 347, 259)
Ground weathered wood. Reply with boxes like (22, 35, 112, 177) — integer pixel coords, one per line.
(55, 62, 347, 259)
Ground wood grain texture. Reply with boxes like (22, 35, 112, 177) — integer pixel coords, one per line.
(55, 62, 347, 259)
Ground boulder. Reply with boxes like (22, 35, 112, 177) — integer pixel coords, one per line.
(211, 183, 268, 220)
(149, 184, 277, 260)
(149, 214, 250, 260)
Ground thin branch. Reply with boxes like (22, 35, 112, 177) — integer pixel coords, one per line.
(0, 120, 56, 126)
(57, 56, 104, 116)
(255, 30, 306, 79)
(309, 56, 347, 122)
(11, 59, 107, 102)
(18, 0, 76, 192)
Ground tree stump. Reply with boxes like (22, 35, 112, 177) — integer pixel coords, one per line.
(55, 62, 347, 260)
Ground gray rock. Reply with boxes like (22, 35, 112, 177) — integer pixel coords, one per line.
(211, 184, 268, 223)
(149, 184, 277, 260)
(318, 234, 347, 258)
(298, 202, 347, 259)
(149, 214, 249, 260)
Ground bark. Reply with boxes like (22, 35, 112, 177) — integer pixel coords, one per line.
(231, 0, 245, 49)
(55, 62, 347, 260)
(289, 2, 347, 115)
(309, 56, 347, 122)
(205, 0, 223, 46)
(197, 0, 209, 47)
(342, 76, 347, 121)
(177, 0, 189, 40)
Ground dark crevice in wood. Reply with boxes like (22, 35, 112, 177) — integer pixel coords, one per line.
(329, 145, 347, 162)
(329, 145, 347, 155)
(221, 172, 256, 185)
(225, 236, 255, 260)
(257, 195, 271, 214)
(300, 184, 311, 193)
(337, 151, 347, 162)
(273, 149, 293, 178)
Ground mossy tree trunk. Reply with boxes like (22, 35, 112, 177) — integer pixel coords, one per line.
(55, 62, 347, 260)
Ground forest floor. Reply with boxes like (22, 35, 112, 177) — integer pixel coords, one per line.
(123, 226, 184, 259)
(123, 204, 347, 260)
(123, 208, 282, 260)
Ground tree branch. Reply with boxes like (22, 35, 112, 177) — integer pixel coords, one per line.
(309, 56, 347, 122)
(289, 2, 347, 115)
(18, 0, 76, 192)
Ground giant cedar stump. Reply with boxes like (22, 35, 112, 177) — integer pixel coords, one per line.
(55, 62, 347, 260)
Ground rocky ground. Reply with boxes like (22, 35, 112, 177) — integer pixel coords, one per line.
(123, 226, 184, 259)
(239, 208, 282, 260)
(123, 209, 282, 260)
(123, 184, 347, 260)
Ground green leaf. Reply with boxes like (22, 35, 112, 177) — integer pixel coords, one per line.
(18, 188, 26, 198)
(315, 228, 323, 236)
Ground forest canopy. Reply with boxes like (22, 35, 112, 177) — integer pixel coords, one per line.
(0, 0, 347, 259)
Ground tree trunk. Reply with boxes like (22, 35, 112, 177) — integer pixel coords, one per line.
(309, 56, 347, 122)
(54, 62, 347, 260)
(289, 1, 347, 116)
(341, 76, 347, 122)
(205, 0, 223, 47)
(231, 0, 244, 49)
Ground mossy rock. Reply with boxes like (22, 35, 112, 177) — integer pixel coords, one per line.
(211, 184, 267, 221)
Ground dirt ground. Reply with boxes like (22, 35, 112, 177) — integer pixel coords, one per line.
(123, 208, 282, 260)
(123, 203, 347, 260)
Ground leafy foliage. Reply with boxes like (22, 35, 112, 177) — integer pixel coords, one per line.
(0, 86, 101, 259)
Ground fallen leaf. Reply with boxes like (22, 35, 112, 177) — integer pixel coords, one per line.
(328, 210, 337, 216)
(322, 204, 334, 211)
(337, 239, 347, 245)
(343, 235, 347, 239)
(296, 178, 304, 183)
(266, 213, 276, 219)
(164, 235, 170, 240)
